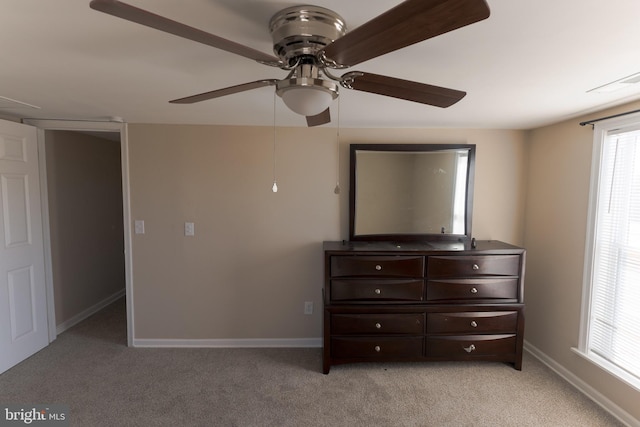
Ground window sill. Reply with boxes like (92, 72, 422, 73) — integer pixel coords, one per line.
(571, 347, 640, 392)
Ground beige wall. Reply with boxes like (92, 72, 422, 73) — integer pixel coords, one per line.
(127, 125, 527, 339)
(45, 130, 125, 326)
(128, 125, 339, 339)
(524, 100, 640, 422)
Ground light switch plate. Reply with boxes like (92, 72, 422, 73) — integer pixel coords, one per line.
(185, 222, 195, 236)
(134, 220, 145, 234)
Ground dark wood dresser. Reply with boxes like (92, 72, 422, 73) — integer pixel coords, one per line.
(323, 240, 526, 373)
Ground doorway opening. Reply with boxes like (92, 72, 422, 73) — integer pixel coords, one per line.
(45, 129, 126, 342)
(24, 119, 133, 347)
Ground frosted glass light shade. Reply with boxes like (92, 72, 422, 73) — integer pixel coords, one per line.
(280, 86, 335, 116)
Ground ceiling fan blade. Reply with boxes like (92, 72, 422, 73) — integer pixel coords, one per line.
(342, 72, 465, 108)
(169, 80, 279, 104)
(89, 0, 282, 66)
(322, 0, 490, 67)
(306, 108, 331, 127)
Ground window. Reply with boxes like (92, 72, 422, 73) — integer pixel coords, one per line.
(577, 113, 640, 391)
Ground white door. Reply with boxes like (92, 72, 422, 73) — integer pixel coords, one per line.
(0, 119, 48, 374)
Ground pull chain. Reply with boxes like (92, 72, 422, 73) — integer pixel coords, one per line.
(334, 97, 341, 194)
(272, 91, 278, 193)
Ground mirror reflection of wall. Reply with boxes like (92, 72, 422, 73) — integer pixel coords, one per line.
(354, 149, 469, 237)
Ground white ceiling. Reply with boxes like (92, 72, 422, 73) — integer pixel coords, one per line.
(2, 0, 640, 129)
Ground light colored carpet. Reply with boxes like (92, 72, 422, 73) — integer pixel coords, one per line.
(0, 298, 624, 426)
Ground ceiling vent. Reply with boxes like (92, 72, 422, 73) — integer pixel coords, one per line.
(0, 95, 40, 110)
(589, 72, 640, 93)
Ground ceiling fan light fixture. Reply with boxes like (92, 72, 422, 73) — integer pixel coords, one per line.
(276, 78, 338, 116)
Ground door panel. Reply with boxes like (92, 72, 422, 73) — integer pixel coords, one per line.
(0, 120, 48, 374)
(8, 266, 36, 340)
(2, 174, 31, 246)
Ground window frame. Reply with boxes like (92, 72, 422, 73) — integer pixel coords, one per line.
(575, 112, 640, 392)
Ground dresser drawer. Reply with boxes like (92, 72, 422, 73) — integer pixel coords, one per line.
(331, 279, 425, 302)
(426, 278, 518, 302)
(331, 256, 424, 278)
(427, 311, 517, 334)
(332, 337, 424, 358)
(332, 313, 425, 335)
(427, 255, 520, 278)
(426, 335, 516, 357)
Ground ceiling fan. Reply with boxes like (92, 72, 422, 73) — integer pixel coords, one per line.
(89, 0, 490, 126)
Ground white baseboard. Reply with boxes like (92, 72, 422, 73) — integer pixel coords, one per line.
(133, 337, 322, 348)
(524, 340, 639, 427)
(56, 288, 126, 335)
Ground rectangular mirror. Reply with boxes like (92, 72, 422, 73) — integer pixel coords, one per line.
(349, 144, 475, 242)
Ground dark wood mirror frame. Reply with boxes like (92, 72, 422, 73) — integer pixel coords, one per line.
(349, 143, 475, 242)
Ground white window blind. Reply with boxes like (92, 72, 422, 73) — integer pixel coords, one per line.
(589, 126, 640, 383)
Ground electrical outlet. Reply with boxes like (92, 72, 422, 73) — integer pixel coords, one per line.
(304, 301, 313, 315)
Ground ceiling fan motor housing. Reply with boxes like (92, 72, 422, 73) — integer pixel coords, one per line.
(269, 5, 347, 66)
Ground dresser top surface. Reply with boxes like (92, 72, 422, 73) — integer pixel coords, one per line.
(323, 240, 524, 255)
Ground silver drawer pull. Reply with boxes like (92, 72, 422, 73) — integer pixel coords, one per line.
(375, 322, 382, 329)
(374, 288, 382, 295)
(374, 345, 381, 352)
(463, 344, 476, 353)
(375, 264, 382, 271)
(470, 321, 478, 328)
(472, 264, 480, 270)
(470, 287, 478, 294)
